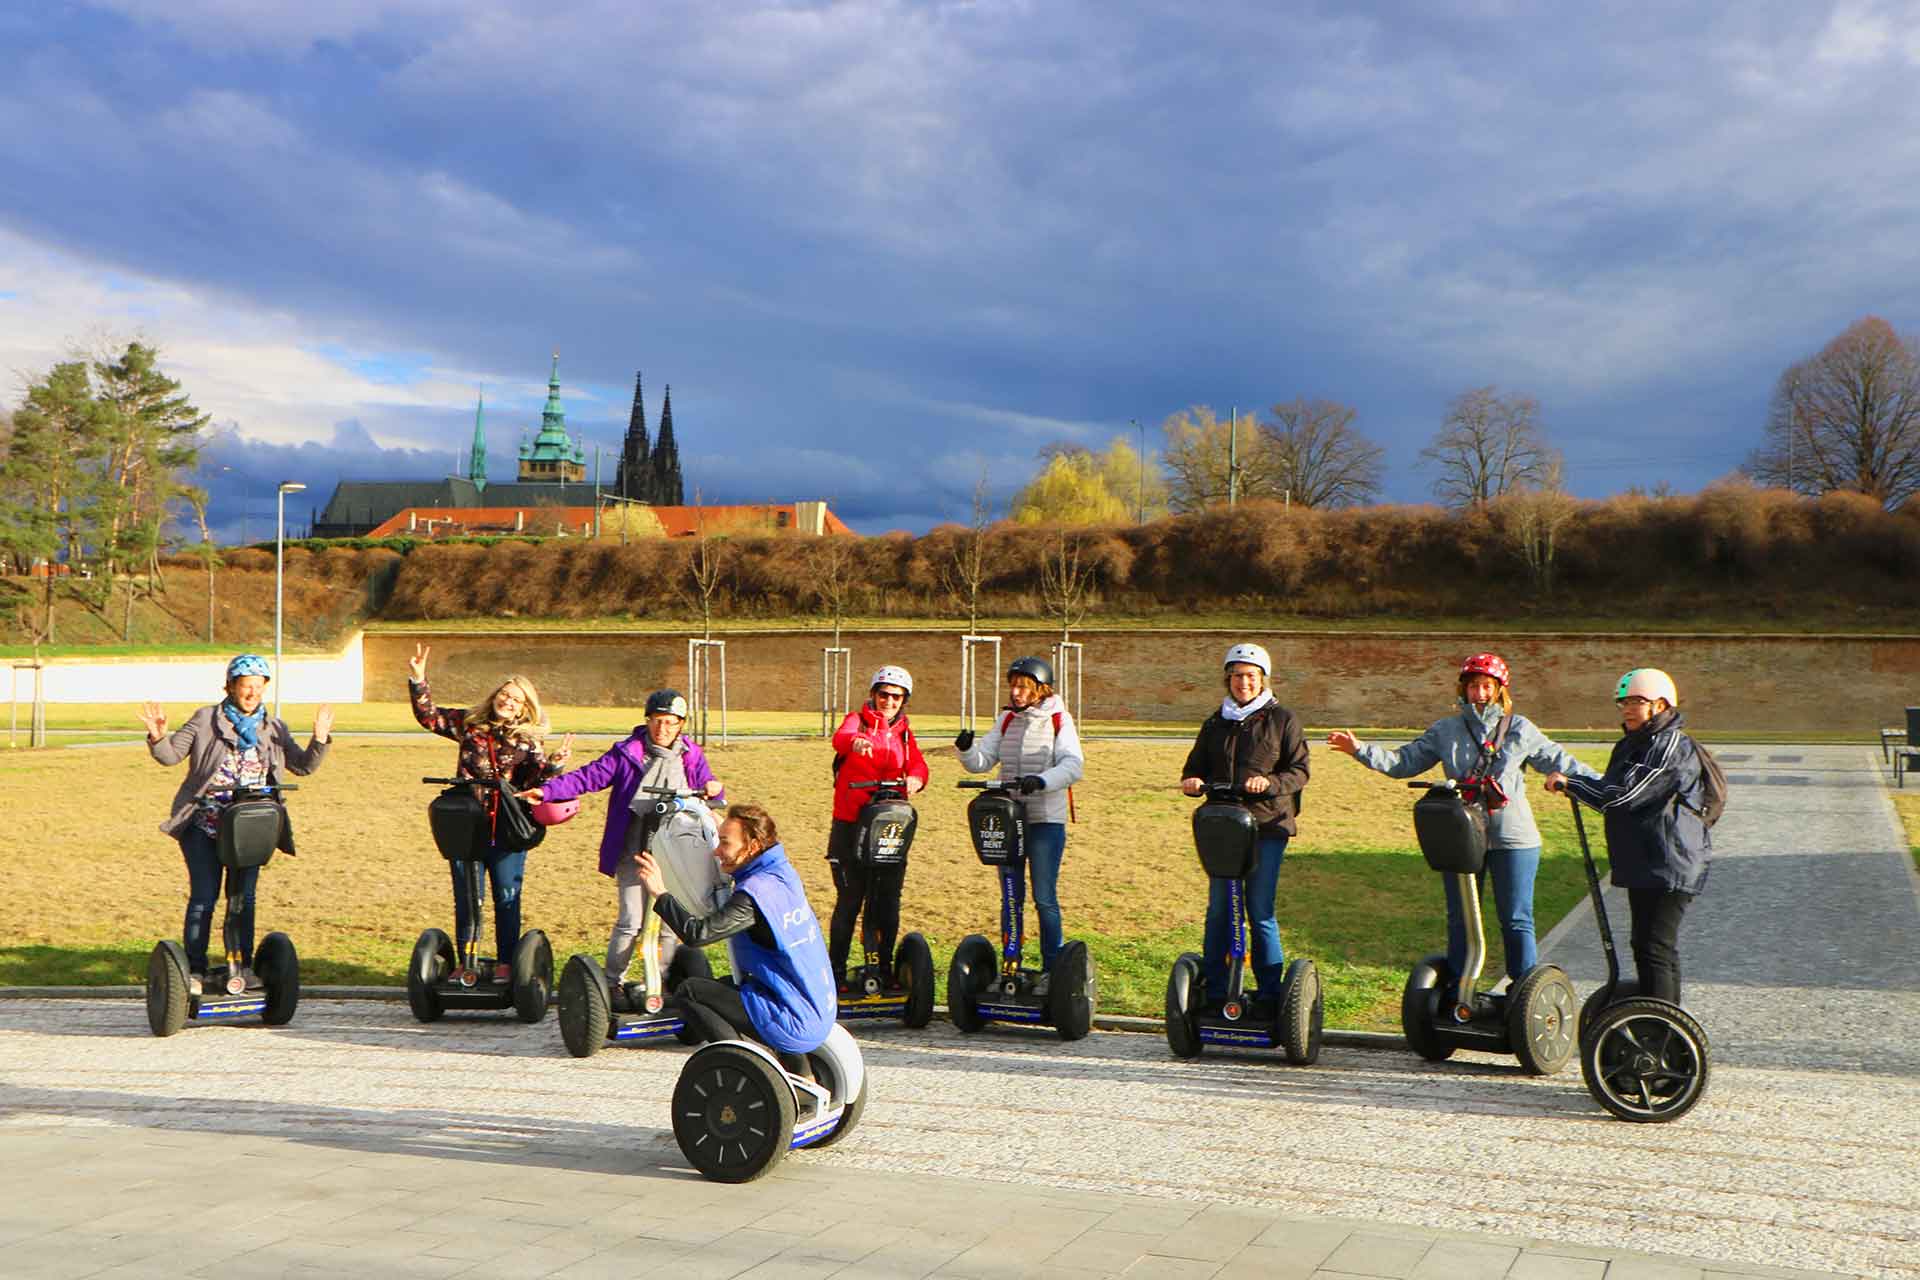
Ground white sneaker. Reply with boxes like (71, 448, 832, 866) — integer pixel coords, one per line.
(187, 974, 204, 997)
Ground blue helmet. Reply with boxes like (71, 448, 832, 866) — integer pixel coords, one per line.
(226, 654, 271, 682)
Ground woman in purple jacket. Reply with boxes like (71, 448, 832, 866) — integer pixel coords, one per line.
(522, 690, 724, 1010)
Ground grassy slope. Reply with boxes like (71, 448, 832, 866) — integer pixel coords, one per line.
(0, 735, 1610, 1029)
(1892, 792, 1920, 874)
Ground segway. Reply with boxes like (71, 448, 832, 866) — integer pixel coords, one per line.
(1399, 780, 1576, 1074)
(672, 1022, 868, 1183)
(834, 778, 935, 1028)
(146, 783, 302, 1037)
(1164, 786, 1322, 1063)
(407, 776, 553, 1023)
(1568, 797, 1711, 1122)
(947, 780, 1096, 1040)
(558, 783, 720, 1056)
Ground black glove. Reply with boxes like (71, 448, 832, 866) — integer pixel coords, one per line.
(1016, 774, 1046, 795)
(954, 729, 975, 751)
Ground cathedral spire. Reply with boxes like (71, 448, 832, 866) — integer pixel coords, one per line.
(468, 387, 488, 493)
(650, 384, 684, 505)
(620, 371, 651, 500)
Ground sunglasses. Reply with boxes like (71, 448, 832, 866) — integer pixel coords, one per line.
(873, 689, 906, 700)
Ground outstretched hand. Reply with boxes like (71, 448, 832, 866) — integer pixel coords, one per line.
(138, 701, 168, 741)
(1325, 730, 1360, 756)
(518, 787, 545, 802)
(407, 642, 430, 682)
(313, 704, 335, 744)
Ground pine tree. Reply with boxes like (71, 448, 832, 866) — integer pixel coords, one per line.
(0, 363, 111, 645)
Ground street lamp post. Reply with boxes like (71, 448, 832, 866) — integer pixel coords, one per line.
(1133, 418, 1144, 523)
(274, 481, 306, 718)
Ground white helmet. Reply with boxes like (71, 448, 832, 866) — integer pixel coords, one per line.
(870, 665, 913, 696)
(1615, 668, 1678, 706)
(1223, 643, 1271, 676)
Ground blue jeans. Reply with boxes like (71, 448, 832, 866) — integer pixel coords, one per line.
(1203, 834, 1289, 1000)
(1443, 844, 1540, 982)
(1024, 822, 1067, 969)
(450, 845, 528, 961)
(179, 826, 260, 975)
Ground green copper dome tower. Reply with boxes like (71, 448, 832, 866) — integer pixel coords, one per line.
(516, 352, 587, 483)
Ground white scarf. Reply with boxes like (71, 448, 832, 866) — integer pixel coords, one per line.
(1220, 689, 1274, 722)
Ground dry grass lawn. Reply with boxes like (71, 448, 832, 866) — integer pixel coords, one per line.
(1, 734, 1607, 1029)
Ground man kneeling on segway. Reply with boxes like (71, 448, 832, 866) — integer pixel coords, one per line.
(636, 803, 837, 1076)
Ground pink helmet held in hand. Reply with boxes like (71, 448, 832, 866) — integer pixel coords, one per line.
(531, 797, 580, 826)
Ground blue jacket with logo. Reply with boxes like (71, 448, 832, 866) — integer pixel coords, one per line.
(1562, 710, 1712, 894)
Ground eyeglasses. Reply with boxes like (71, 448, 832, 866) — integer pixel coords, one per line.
(1616, 696, 1654, 708)
(872, 689, 905, 701)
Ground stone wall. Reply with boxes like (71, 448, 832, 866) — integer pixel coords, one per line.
(361, 628, 1920, 734)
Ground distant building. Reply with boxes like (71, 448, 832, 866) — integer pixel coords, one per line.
(364, 500, 851, 540)
(312, 354, 675, 538)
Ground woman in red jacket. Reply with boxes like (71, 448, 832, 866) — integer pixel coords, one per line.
(826, 665, 930, 991)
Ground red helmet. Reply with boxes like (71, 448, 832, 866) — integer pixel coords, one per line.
(1460, 653, 1510, 686)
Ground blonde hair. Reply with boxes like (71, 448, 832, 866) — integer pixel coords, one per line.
(1456, 673, 1512, 716)
(464, 675, 550, 748)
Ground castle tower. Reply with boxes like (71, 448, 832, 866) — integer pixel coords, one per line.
(516, 352, 587, 483)
(467, 389, 488, 493)
(618, 371, 651, 500)
(650, 384, 684, 505)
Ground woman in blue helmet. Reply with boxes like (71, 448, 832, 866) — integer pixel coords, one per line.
(138, 655, 333, 995)
(635, 802, 836, 1073)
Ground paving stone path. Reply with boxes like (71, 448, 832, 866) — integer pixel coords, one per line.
(1, 746, 1914, 1279)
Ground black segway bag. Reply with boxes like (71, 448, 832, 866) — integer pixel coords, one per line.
(216, 798, 284, 870)
(965, 790, 1024, 865)
(1411, 784, 1489, 874)
(1192, 799, 1258, 880)
(857, 797, 918, 867)
(427, 787, 487, 861)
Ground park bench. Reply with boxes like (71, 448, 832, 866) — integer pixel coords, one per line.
(1892, 707, 1920, 787)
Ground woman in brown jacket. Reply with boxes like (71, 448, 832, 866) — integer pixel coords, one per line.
(1178, 643, 1309, 1012)
(138, 654, 332, 994)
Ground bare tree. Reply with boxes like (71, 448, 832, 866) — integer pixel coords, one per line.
(1261, 399, 1384, 508)
(1036, 528, 1099, 644)
(1422, 386, 1558, 508)
(1493, 462, 1579, 595)
(184, 486, 221, 643)
(809, 532, 859, 649)
(1745, 316, 1920, 507)
(1161, 406, 1284, 511)
(682, 492, 730, 639)
(941, 470, 994, 633)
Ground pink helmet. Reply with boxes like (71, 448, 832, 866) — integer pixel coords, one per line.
(1460, 652, 1510, 687)
(530, 798, 580, 826)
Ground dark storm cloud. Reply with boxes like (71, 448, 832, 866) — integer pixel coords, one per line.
(6, 1, 1920, 529)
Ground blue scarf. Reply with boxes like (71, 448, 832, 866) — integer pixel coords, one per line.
(221, 699, 268, 751)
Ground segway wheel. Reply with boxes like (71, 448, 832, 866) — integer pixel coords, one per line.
(805, 1043, 868, 1150)
(947, 934, 996, 1033)
(146, 940, 190, 1038)
(407, 928, 453, 1023)
(1507, 963, 1576, 1076)
(511, 930, 553, 1024)
(895, 932, 935, 1029)
(673, 1044, 796, 1183)
(1582, 998, 1710, 1124)
(1400, 954, 1454, 1062)
(666, 945, 713, 989)
(256, 932, 301, 1026)
(1579, 979, 1640, 1046)
(1048, 940, 1095, 1042)
(558, 954, 611, 1058)
(1164, 953, 1203, 1060)
(1280, 957, 1324, 1066)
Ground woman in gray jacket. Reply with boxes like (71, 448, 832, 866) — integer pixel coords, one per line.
(1326, 652, 1595, 984)
(954, 655, 1084, 983)
(138, 655, 332, 995)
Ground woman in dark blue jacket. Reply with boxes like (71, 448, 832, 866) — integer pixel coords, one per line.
(1546, 668, 1710, 1004)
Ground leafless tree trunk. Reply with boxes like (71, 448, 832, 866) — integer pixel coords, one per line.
(809, 533, 859, 648)
(1746, 316, 1920, 507)
(942, 471, 993, 632)
(1494, 463, 1578, 595)
(1422, 386, 1558, 508)
(683, 493, 729, 639)
(1261, 399, 1384, 508)
(1036, 528, 1098, 644)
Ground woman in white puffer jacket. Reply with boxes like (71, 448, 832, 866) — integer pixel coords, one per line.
(954, 655, 1085, 983)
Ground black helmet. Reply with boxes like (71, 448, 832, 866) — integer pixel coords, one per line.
(1008, 655, 1054, 686)
(645, 689, 689, 719)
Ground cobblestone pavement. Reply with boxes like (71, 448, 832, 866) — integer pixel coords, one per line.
(1, 746, 1914, 1279)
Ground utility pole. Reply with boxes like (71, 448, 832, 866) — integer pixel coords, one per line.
(1133, 418, 1144, 523)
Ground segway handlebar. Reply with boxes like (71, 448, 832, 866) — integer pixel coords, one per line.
(636, 783, 704, 797)
(422, 775, 510, 790)
(1406, 779, 1458, 791)
(209, 782, 298, 799)
(850, 778, 910, 791)
(955, 780, 1003, 790)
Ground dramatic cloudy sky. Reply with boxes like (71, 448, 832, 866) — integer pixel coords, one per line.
(3, 1, 1918, 536)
